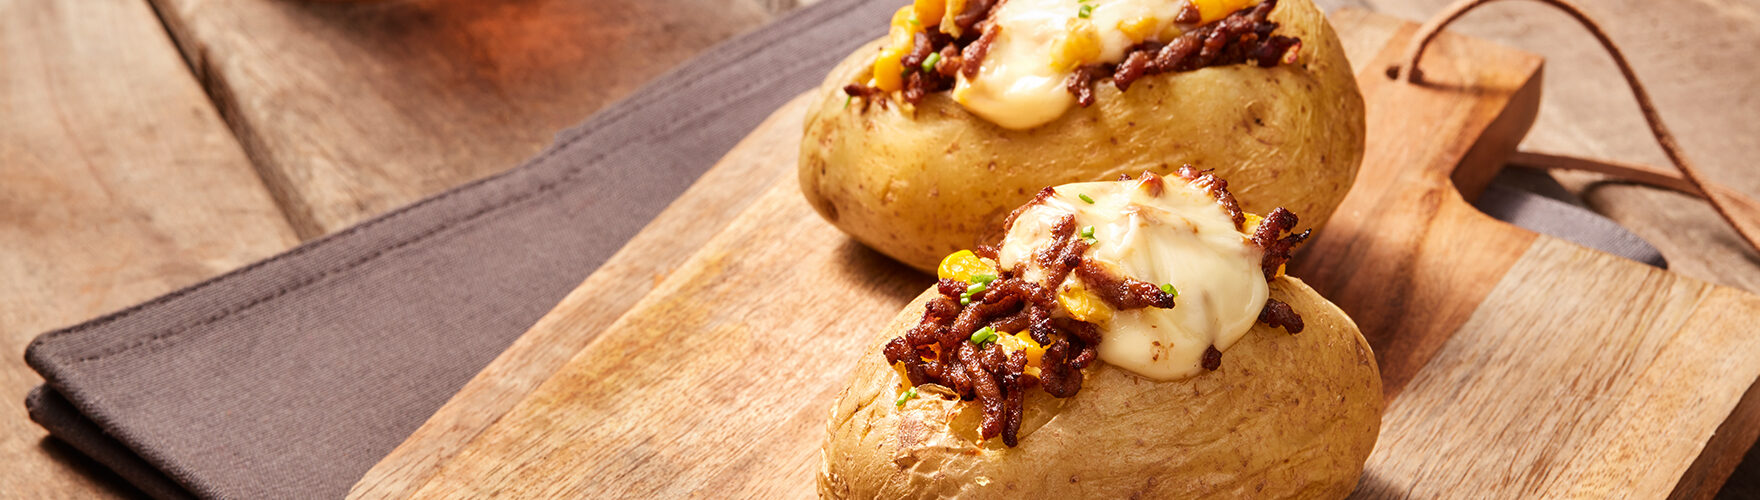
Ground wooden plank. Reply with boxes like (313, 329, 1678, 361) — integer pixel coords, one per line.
(408, 177, 928, 498)
(1290, 19, 1543, 397)
(1330, 0, 1760, 292)
(0, 0, 300, 496)
(349, 94, 814, 499)
(147, 0, 775, 238)
(1354, 238, 1760, 498)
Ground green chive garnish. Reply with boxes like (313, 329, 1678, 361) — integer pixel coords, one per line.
(1080, 226, 1095, 239)
(1161, 283, 1179, 297)
(922, 52, 942, 73)
(971, 326, 997, 345)
(843, 94, 853, 109)
(970, 273, 997, 285)
(896, 387, 918, 407)
(960, 297, 972, 306)
(1079, 193, 1095, 204)
(1078, 4, 1093, 18)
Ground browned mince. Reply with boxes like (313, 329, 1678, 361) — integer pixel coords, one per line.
(1100, 0, 1301, 93)
(1173, 165, 1245, 227)
(1250, 206, 1308, 280)
(1258, 297, 1303, 333)
(846, 0, 1300, 106)
(887, 171, 1314, 446)
(1074, 261, 1177, 310)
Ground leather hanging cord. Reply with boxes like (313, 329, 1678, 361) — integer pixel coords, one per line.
(1386, 0, 1760, 254)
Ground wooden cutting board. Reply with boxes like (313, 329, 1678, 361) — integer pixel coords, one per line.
(356, 9, 1760, 499)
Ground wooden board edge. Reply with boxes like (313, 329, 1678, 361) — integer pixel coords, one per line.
(349, 95, 815, 499)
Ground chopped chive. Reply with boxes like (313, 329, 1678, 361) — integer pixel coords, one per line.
(1078, 193, 1095, 204)
(970, 273, 998, 285)
(922, 52, 942, 73)
(1079, 225, 1095, 239)
(1161, 283, 1179, 297)
(971, 326, 998, 345)
(960, 297, 972, 306)
(1078, 4, 1093, 18)
(844, 94, 853, 109)
(966, 282, 988, 294)
(896, 387, 918, 407)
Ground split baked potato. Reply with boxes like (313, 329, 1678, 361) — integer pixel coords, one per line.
(799, 0, 1364, 271)
(818, 171, 1382, 498)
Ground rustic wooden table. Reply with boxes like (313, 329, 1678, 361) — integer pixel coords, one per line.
(3, 0, 1755, 497)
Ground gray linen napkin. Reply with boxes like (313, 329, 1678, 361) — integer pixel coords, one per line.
(21, 0, 1675, 498)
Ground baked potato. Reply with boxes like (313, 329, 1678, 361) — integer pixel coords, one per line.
(818, 172, 1382, 498)
(799, 0, 1365, 271)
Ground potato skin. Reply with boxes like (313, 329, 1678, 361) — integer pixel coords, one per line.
(819, 277, 1382, 499)
(799, 0, 1363, 272)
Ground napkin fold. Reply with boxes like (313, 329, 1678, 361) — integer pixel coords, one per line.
(22, 0, 1673, 498)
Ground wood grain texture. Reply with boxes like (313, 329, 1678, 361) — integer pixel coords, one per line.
(0, 0, 299, 496)
(1317, 0, 1760, 294)
(1291, 16, 1542, 397)
(147, 0, 774, 238)
(409, 178, 930, 498)
(349, 94, 815, 500)
(1355, 239, 1760, 498)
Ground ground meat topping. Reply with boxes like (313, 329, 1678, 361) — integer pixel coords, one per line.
(1250, 206, 1308, 281)
(890, 169, 1320, 446)
(849, 0, 1299, 108)
(1173, 165, 1245, 226)
(1259, 297, 1303, 334)
(1080, 0, 1302, 104)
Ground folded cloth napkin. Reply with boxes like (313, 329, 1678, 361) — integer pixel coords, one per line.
(22, 0, 1669, 498)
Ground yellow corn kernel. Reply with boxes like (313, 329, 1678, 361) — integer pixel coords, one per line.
(1057, 284, 1114, 324)
(937, 250, 997, 282)
(892, 361, 914, 387)
(872, 44, 907, 92)
(914, 0, 945, 29)
(1050, 19, 1103, 72)
(1117, 16, 1160, 44)
(1191, 0, 1259, 25)
(996, 331, 1046, 367)
(1241, 212, 1264, 233)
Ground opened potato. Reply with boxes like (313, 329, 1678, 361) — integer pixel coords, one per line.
(799, 0, 1364, 271)
(819, 172, 1382, 498)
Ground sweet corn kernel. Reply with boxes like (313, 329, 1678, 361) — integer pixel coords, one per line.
(892, 361, 914, 387)
(937, 250, 997, 282)
(914, 0, 946, 29)
(1050, 19, 1103, 72)
(872, 44, 907, 92)
(1117, 16, 1160, 44)
(1057, 284, 1114, 323)
(994, 331, 1046, 368)
(1241, 212, 1264, 233)
(1192, 0, 1259, 25)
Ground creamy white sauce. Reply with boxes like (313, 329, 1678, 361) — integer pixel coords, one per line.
(997, 175, 1268, 380)
(953, 0, 1198, 130)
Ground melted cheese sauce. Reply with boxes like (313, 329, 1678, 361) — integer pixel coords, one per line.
(954, 0, 1203, 130)
(997, 176, 1267, 380)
